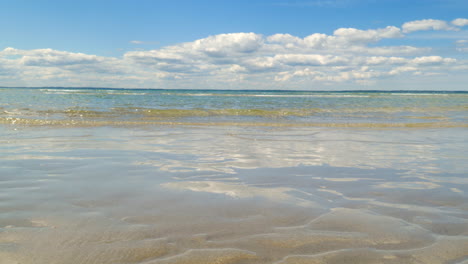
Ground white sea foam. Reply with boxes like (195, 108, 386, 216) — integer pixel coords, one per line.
(163, 92, 370, 98)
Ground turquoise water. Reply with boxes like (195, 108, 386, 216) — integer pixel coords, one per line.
(1, 88, 467, 127)
(0, 88, 467, 263)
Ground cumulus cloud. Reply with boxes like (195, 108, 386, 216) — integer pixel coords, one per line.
(1, 18, 467, 89)
(266, 26, 402, 50)
(333, 26, 402, 43)
(388, 66, 418, 76)
(2, 47, 102, 66)
(452, 18, 468, 27)
(192, 32, 263, 56)
(267, 33, 302, 45)
(410, 56, 456, 65)
(364, 56, 407, 65)
(274, 54, 348, 66)
(123, 26, 422, 82)
(125, 49, 187, 64)
(402, 19, 457, 33)
(0, 47, 134, 87)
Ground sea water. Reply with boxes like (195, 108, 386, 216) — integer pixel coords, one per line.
(0, 88, 467, 263)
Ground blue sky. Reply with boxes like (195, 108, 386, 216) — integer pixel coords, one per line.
(1, 0, 468, 89)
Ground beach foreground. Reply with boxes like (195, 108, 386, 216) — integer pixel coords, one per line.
(0, 89, 467, 264)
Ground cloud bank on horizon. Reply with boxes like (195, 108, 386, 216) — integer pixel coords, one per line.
(1, 18, 468, 90)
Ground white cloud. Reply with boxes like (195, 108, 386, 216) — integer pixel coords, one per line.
(125, 49, 187, 64)
(192, 32, 263, 57)
(452, 18, 468, 27)
(364, 56, 407, 65)
(402, 19, 457, 33)
(333, 26, 402, 44)
(1, 18, 468, 89)
(274, 54, 348, 66)
(410, 56, 456, 65)
(267, 33, 302, 45)
(275, 68, 322, 81)
(266, 26, 402, 50)
(0, 47, 18, 56)
(302, 33, 330, 48)
(2, 47, 103, 66)
(388, 66, 418, 76)
(242, 57, 281, 72)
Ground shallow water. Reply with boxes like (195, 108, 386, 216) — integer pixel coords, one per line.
(0, 88, 467, 264)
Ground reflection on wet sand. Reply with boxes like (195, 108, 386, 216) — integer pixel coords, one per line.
(162, 181, 318, 207)
(0, 124, 467, 264)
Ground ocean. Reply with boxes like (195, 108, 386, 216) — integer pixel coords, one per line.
(0, 88, 467, 263)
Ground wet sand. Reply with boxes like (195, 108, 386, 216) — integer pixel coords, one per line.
(0, 123, 467, 264)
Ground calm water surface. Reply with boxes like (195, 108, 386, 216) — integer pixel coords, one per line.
(0, 88, 467, 263)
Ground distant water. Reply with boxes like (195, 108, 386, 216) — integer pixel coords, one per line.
(0, 88, 467, 263)
(1, 88, 467, 128)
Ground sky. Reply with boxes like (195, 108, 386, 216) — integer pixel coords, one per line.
(1, 0, 468, 90)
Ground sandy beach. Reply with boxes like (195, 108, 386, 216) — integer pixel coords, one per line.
(0, 89, 467, 264)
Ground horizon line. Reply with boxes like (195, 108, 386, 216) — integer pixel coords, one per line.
(1, 86, 467, 93)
